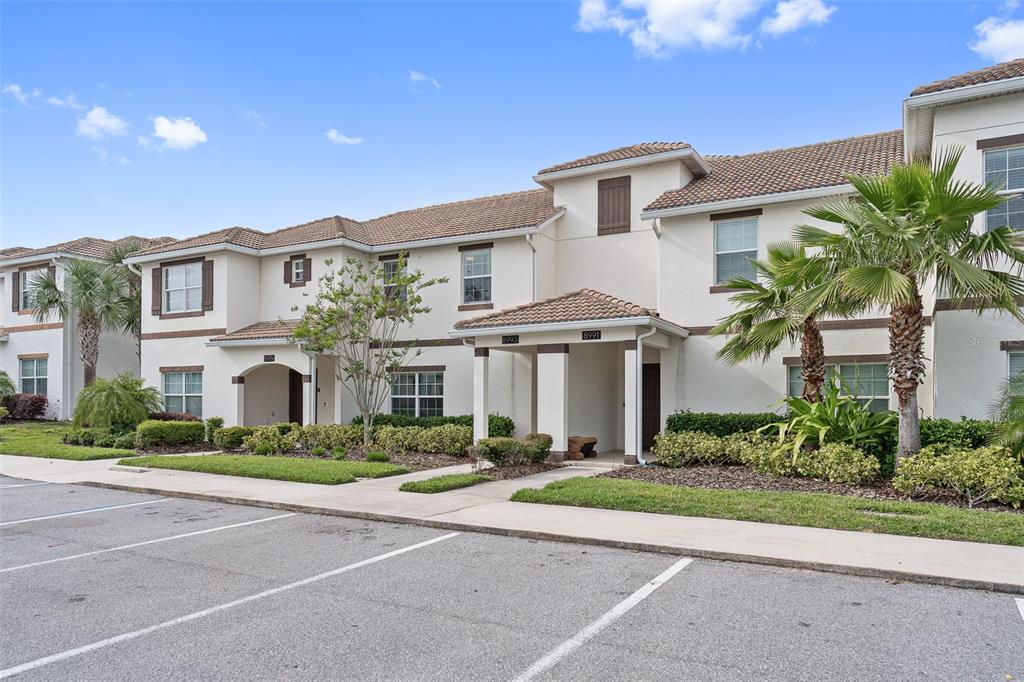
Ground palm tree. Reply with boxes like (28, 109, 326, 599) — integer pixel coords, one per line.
(795, 147, 1024, 460)
(31, 259, 126, 386)
(105, 240, 145, 358)
(710, 242, 855, 402)
(989, 374, 1024, 464)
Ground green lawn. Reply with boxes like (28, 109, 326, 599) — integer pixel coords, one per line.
(509, 477, 1024, 547)
(400, 473, 492, 494)
(120, 454, 410, 485)
(0, 422, 135, 461)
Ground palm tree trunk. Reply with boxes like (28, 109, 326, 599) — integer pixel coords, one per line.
(800, 314, 825, 402)
(79, 314, 101, 387)
(889, 279, 926, 461)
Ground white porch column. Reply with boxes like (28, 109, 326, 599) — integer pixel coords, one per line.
(302, 373, 314, 425)
(333, 370, 344, 425)
(231, 375, 245, 427)
(536, 344, 569, 461)
(473, 347, 490, 442)
(624, 340, 639, 465)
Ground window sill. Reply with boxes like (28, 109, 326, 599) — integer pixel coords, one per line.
(289, 281, 307, 288)
(160, 310, 206, 320)
(16, 308, 38, 316)
(709, 286, 743, 294)
(459, 303, 494, 312)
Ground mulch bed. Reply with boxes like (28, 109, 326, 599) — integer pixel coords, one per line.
(600, 464, 1023, 513)
(477, 462, 562, 480)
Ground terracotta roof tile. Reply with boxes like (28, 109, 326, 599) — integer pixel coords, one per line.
(0, 235, 175, 263)
(536, 142, 691, 176)
(910, 59, 1024, 96)
(454, 289, 654, 330)
(210, 319, 300, 342)
(644, 130, 903, 212)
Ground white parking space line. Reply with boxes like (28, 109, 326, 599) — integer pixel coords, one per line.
(0, 499, 170, 527)
(1016, 598, 1024, 624)
(512, 557, 694, 682)
(0, 483, 50, 489)
(0, 513, 296, 574)
(0, 531, 460, 679)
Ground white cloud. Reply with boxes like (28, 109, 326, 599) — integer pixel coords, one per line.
(969, 17, 1024, 62)
(761, 0, 836, 36)
(151, 115, 208, 150)
(325, 128, 363, 145)
(46, 93, 86, 110)
(2, 83, 40, 105)
(76, 106, 129, 139)
(91, 147, 131, 166)
(408, 70, 441, 89)
(243, 108, 268, 128)
(576, 0, 765, 56)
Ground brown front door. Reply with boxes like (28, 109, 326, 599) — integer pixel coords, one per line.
(641, 364, 661, 451)
(288, 369, 303, 423)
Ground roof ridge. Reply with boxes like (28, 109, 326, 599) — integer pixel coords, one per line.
(265, 214, 362, 236)
(703, 129, 902, 161)
(365, 188, 549, 223)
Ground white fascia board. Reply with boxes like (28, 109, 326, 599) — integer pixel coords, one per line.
(205, 337, 296, 348)
(902, 76, 1024, 110)
(0, 252, 104, 269)
(640, 184, 853, 221)
(533, 148, 709, 187)
(448, 315, 689, 339)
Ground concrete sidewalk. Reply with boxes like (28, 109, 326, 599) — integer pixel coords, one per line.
(2, 454, 1022, 593)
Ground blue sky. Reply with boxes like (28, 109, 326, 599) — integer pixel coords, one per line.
(2, 1, 1022, 248)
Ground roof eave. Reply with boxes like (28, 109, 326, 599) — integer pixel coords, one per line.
(0, 251, 105, 268)
(205, 337, 297, 348)
(533, 148, 708, 188)
(640, 183, 855, 221)
(448, 315, 690, 339)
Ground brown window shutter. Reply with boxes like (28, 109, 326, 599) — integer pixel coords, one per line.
(597, 176, 631, 235)
(283, 259, 292, 284)
(151, 267, 162, 315)
(11, 271, 19, 312)
(302, 257, 312, 282)
(201, 260, 214, 311)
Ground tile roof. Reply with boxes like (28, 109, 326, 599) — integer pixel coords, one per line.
(454, 289, 654, 330)
(0, 235, 174, 264)
(910, 58, 1024, 96)
(644, 130, 903, 213)
(132, 189, 558, 257)
(536, 142, 692, 176)
(209, 319, 300, 342)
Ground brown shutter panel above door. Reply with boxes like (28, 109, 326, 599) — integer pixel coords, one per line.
(201, 260, 214, 311)
(302, 257, 312, 282)
(151, 267, 162, 315)
(597, 176, 631, 235)
(283, 259, 292, 284)
(11, 271, 19, 312)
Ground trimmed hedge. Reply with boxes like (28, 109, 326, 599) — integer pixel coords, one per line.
(351, 413, 515, 437)
(920, 418, 997, 450)
(665, 411, 780, 437)
(471, 433, 552, 466)
(893, 444, 1024, 508)
(243, 425, 299, 454)
(417, 424, 473, 456)
(300, 424, 363, 452)
(213, 426, 253, 450)
(62, 427, 132, 448)
(135, 419, 206, 448)
(148, 411, 201, 422)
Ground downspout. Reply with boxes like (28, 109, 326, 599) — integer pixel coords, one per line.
(525, 234, 537, 302)
(52, 257, 74, 421)
(651, 218, 662, 316)
(635, 325, 657, 466)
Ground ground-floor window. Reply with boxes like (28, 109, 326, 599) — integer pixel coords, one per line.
(163, 371, 203, 417)
(19, 358, 47, 395)
(788, 363, 890, 412)
(1010, 352, 1024, 381)
(390, 371, 443, 417)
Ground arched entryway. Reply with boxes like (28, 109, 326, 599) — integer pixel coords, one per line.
(241, 363, 305, 425)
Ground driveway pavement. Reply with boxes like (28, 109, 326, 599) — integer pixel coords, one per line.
(2, 475, 1021, 681)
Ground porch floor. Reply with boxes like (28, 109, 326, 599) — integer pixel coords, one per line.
(563, 449, 654, 468)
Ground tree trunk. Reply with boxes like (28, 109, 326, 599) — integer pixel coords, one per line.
(800, 314, 825, 402)
(889, 279, 926, 462)
(362, 412, 371, 446)
(79, 314, 101, 387)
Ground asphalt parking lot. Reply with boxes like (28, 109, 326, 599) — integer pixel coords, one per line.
(1, 474, 1021, 681)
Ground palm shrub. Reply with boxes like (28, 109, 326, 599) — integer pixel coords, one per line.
(0, 370, 15, 398)
(73, 372, 163, 431)
(711, 242, 858, 401)
(796, 147, 1024, 459)
(989, 375, 1024, 463)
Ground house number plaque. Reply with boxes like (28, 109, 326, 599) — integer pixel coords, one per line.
(581, 330, 602, 341)
(263, 354, 276, 362)
(501, 335, 520, 345)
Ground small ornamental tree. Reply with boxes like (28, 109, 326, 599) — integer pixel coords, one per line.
(292, 256, 447, 445)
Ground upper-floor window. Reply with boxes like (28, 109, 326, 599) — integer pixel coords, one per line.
(285, 255, 311, 287)
(788, 363, 890, 412)
(390, 370, 443, 417)
(19, 268, 42, 310)
(597, 176, 631, 235)
(164, 261, 203, 313)
(461, 248, 492, 304)
(984, 146, 1024, 232)
(715, 217, 758, 283)
(381, 257, 407, 301)
(291, 259, 305, 283)
(19, 357, 47, 396)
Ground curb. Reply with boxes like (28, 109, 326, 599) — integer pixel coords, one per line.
(79, 480, 1024, 595)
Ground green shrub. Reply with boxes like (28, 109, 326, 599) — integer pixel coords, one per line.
(205, 416, 225, 442)
(113, 433, 136, 450)
(795, 443, 880, 485)
(920, 417, 997, 450)
(893, 445, 1024, 508)
(73, 373, 163, 430)
(471, 434, 550, 466)
(311, 446, 326, 457)
(93, 432, 118, 448)
(374, 425, 425, 454)
(416, 424, 473, 456)
(524, 433, 553, 460)
(665, 411, 780, 437)
(366, 450, 390, 462)
(243, 425, 299, 454)
(64, 428, 123, 447)
(135, 419, 206, 448)
(488, 414, 515, 438)
(331, 446, 347, 459)
(739, 441, 798, 477)
(272, 422, 300, 435)
(651, 431, 728, 467)
(299, 424, 363, 452)
(213, 426, 253, 450)
(148, 411, 201, 422)
(0, 405, 8, 421)
(400, 473, 492, 493)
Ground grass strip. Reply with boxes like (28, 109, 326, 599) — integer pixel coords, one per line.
(399, 473, 492, 494)
(509, 477, 1024, 546)
(120, 454, 409, 485)
(0, 423, 134, 461)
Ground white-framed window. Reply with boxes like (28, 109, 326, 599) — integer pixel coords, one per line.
(291, 259, 305, 284)
(164, 261, 203, 313)
(382, 258, 407, 301)
(787, 363, 890, 412)
(163, 371, 203, 417)
(1010, 352, 1024, 380)
(984, 146, 1024, 232)
(390, 371, 443, 417)
(715, 217, 758, 283)
(19, 358, 47, 396)
(19, 268, 44, 310)
(461, 248, 492, 304)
